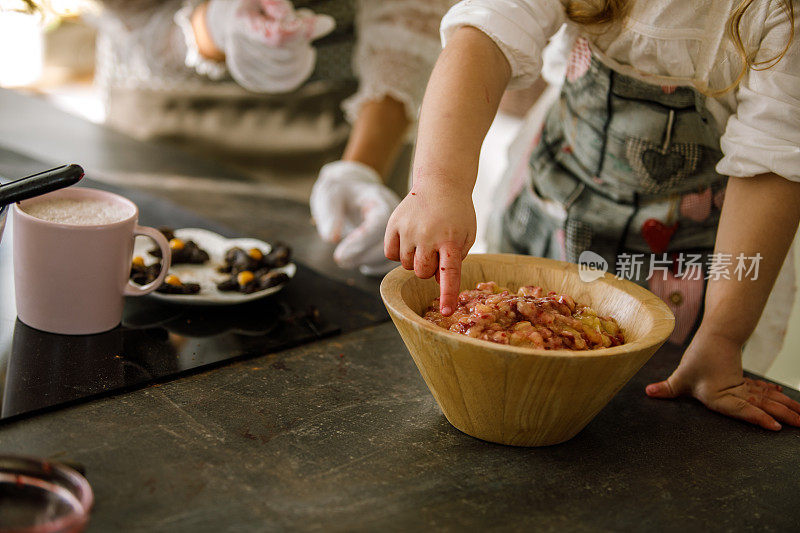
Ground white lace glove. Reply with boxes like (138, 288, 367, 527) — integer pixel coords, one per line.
(311, 161, 401, 276)
(205, 0, 335, 93)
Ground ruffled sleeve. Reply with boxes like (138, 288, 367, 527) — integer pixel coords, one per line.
(716, 0, 800, 182)
(440, 0, 566, 89)
(89, 0, 206, 90)
(342, 0, 454, 124)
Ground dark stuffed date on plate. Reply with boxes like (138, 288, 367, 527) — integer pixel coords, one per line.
(130, 228, 296, 305)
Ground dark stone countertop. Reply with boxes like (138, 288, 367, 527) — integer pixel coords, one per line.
(2, 324, 799, 532)
(1, 89, 799, 532)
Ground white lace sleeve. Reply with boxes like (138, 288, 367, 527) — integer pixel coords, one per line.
(441, 0, 566, 89)
(342, 0, 456, 124)
(174, 1, 228, 80)
(90, 0, 216, 90)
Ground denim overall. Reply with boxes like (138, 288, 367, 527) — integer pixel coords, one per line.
(499, 39, 728, 344)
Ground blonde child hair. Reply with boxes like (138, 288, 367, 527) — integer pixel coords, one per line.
(566, 0, 795, 95)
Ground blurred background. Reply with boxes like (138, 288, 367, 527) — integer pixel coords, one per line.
(0, 1, 101, 120)
(0, 0, 799, 388)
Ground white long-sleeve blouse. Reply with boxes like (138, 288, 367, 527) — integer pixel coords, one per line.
(441, 0, 800, 181)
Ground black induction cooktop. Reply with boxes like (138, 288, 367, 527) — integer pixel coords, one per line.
(0, 152, 388, 423)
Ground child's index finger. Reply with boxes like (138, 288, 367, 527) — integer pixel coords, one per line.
(438, 242, 462, 316)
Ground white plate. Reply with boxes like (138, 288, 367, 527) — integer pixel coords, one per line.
(132, 227, 296, 306)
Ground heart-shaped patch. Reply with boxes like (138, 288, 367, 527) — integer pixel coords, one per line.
(680, 188, 712, 222)
(649, 271, 704, 344)
(641, 218, 678, 254)
(626, 138, 701, 193)
(641, 149, 686, 182)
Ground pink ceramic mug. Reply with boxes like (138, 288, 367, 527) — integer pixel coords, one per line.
(13, 187, 171, 335)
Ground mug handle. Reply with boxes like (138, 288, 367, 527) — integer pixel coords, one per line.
(124, 225, 172, 296)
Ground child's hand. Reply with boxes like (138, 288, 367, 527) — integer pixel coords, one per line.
(382, 26, 510, 315)
(645, 330, 800, 430)
(384, 182, 476, 316)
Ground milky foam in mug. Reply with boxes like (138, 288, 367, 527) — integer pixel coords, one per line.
(21, 198, 132, 226)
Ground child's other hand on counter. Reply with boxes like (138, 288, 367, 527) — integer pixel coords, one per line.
(646, 328, 800, 431)
(648, 174, 800, 430)
(384, 179, 476, 316)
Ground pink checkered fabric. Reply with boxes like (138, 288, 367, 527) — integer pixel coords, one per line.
(649, 271, 704, 345)
(680, 188, 712, 222)
(566, 38, 591, 82)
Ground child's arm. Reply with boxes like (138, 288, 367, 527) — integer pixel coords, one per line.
(647, 172, 800, 430)
(384, 26, 511, 315)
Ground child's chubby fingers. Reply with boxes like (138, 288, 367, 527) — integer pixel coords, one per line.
(383, 227, 401, 262)
(462, 229, 476, 260)
(710, 394, 782, 431)
(744, 378, 800, 422)
(644, 379, 679, 399)
(758, 398, 800, 427)
(764, 388, 800, 415)
(645, 373, 690, 399)
(754, 379, 782, 392)
(400, 244, 416, 270)
(437, 241, 463, 316)
(743, 383, 800, 427)
(413, 247, 438, 279)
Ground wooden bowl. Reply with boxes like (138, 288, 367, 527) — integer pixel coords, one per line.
(380, 254, 675, 446)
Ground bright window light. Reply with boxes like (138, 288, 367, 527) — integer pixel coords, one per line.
(0, 10, 43, 87)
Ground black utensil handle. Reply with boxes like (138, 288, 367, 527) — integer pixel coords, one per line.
(0, 164, 84, 207)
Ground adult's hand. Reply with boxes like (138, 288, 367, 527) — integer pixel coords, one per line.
(202, 0, 335, 92)
(311, 161, 400, 276)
